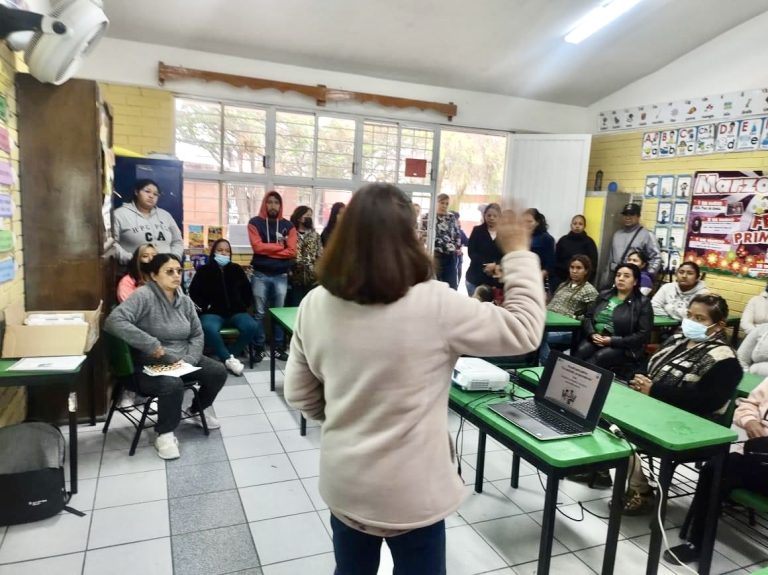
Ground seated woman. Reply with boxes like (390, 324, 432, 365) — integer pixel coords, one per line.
(540, 255, 599, 363)
(651, 261, 708, 320)
(575, 263, 652, 371)
(625, 249, 653, 296)
(105, 254, 227, 460)
(622, 294, 742, 515)
(664, 376, 768, 564)
(117, 243, 157, 303)
(288, 206, 323, 306)
(189, 239, 259, 376)
(737, 322, 768, 376)
(742, 284, 768, 334)
(466, 203, 503, 296)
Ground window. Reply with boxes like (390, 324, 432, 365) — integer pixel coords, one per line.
(399, 127, 434, 186)
(317, 116, 355, 180)
(225, 183, 265, 224)
(275, 112, 315, 177)
(223, 106, 267, 174)
(175, 99, 220, 171)
(362, 121, 399, 182)
(183, 180, 220, 229)
(273, 185, 314, 222)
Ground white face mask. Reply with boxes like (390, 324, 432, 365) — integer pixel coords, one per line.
(681, 318, 714, 341)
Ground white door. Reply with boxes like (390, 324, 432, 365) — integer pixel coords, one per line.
(503, 134, 592, 240)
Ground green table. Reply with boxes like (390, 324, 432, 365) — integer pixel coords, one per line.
(450, 386, 630, 575)
(268, 307, 303, 434)
(653, 313, 742, 346)
(517, 367, 736, 575)
(544, 310, 581, 354)
(738, 372, 764, 398)
(0, 358, 86, 493)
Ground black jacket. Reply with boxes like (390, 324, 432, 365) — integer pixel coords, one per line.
(466, 224, 503, 288)
(582, 289, 652, 358)
(555, 232, 599, 283)
(188, 262, 253, 317)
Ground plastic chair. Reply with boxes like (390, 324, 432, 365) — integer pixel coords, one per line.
(102, 333, 209, 455)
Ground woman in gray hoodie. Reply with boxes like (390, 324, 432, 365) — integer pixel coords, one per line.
(105, 254, 227, 460)
(651, 261, 709, 320)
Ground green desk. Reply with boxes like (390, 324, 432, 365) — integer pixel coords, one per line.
(738, 373, 764, 398)
(450, 386, 630, 575)
(517, 367, 736, 575)
(544, 310, 581, 354)
(653, 313, 742, 346)
(0, 358, 85, 494)
(268, 307, 304, 434)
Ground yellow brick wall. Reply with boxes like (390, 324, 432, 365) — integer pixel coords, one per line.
(0, 46, 27, 426)
(588, 131, 768, 314)
(99, 84, 174, 155)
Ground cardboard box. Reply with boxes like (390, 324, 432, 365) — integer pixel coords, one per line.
(1, 301, 102, 358)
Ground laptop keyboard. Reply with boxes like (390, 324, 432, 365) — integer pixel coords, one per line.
(514, 400, 583, 435)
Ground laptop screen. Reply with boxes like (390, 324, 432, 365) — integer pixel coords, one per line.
(542, 354, 603, 420)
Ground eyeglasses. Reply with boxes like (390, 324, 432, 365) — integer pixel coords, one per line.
(163, 268, 183, 276)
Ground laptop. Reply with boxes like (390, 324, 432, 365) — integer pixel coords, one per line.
(489, 351, 613, 440)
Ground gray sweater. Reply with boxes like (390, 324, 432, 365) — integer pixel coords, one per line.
(112, 202, 183, 264)
(104, 282, 203, 367)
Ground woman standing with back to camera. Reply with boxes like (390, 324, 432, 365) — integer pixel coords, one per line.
(284, 183, 546, 574)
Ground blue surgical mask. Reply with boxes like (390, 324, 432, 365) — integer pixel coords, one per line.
(681, 318, 713, 342)
(213, 254, 230, 266)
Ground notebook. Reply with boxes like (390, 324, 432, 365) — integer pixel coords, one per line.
(489, 351, 613, 440)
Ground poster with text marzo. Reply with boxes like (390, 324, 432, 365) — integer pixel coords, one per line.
(685, 170, 768, 277)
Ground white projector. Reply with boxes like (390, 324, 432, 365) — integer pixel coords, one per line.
(452, 357, 509, 392)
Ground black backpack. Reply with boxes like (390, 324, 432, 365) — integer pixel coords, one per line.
(0, 422, 83, 525)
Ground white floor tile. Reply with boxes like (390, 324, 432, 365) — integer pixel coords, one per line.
(575, 539, 676, 575)
(214, 398, 264, 417)
(88, 500, 169, 549)
(83, 537, 172, 575)
(102, 427, 155, 452)
(276, 427, 322, 453)
(98, 446, 164, 477)
(218, 414, 273, 438)
(287, 449, 321, 478)
(557, 477, 613, 503)
(0, 552, 84, 575)
(66, 478, 98, 512)
(475, 450, 536, 482)
(93, 469, 167, 509)
(0, 513, 90, 563)
(513, 553, 595, 575)
(258, 395, 294, 413)
(223, 432, 284, 460)
(300, 476, 328, 511)
(529, 502, 610, 551)
(629, 529, 742, 575)
(66, 451, 101, 481)
(458, 483, 525, 524)
(240, 480, 315, 522)
(249, 512, 333, 565)
(246, 371, 284, 385)
(216, 384, 256, 401)
(262, 552, 336, 575)
(490, 475, 576, 514)
(472, 513, 569, 566)
(230, 453, 298, 487)
(445, 524, 508, 575)
(712, 520, 768, 567)
(250, 383, 284, 398)
(74, 431, 106, 455)
(267, 410, 319, 432)
(445, 512, 467, 528)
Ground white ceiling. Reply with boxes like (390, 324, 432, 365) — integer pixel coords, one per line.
(101, 0, 768, 107)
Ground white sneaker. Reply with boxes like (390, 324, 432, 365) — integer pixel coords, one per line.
(183, 406, 221, 430)
(118, 390, 136, 411)
(154, 432, 180, 459)
(224, 355, 244, 376)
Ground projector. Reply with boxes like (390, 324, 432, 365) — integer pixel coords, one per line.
(452, 357, 509, 392)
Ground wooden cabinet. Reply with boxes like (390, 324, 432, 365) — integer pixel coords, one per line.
(16, 75, 115, 421)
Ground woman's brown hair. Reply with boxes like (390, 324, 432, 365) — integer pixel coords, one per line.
(318, 183, 432, 304)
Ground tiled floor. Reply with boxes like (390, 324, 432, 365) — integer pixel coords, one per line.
(1, 360, 767, 575)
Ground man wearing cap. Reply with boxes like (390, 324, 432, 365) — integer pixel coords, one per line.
(601, 203, 661, 288)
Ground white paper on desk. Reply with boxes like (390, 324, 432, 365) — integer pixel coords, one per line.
(142, 362, 201, 378)
(8, 355, 87, 371)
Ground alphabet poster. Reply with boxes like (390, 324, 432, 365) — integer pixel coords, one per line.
(684, 170, 768, 277)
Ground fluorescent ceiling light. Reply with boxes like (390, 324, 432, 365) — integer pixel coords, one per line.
(565, 0, 643, 44)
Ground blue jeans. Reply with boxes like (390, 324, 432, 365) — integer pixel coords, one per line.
(200, 313, 259, 361)
(331, 514, 446, 575)
(465, 280, 477, 297)
(251, 271, 288, 349)
(539, 331, 573, 364)
(436, 253, 458, 290)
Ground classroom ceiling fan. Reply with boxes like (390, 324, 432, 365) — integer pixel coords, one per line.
(0, 0, 108, 85)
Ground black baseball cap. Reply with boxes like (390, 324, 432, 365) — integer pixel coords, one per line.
(621, 203, 641, 216)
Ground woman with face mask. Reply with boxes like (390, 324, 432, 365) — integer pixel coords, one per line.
(288, 205, 323, 306)
(620, 294, 743, 515)
(117, 243, 158, 303)
(188, 239, 259, 376)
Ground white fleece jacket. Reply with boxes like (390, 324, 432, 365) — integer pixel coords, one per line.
(284, 251, 546, 531)
(651, 280, 709, 320)
(738, 323, 768, 377)
(742, 291, 768, 334)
